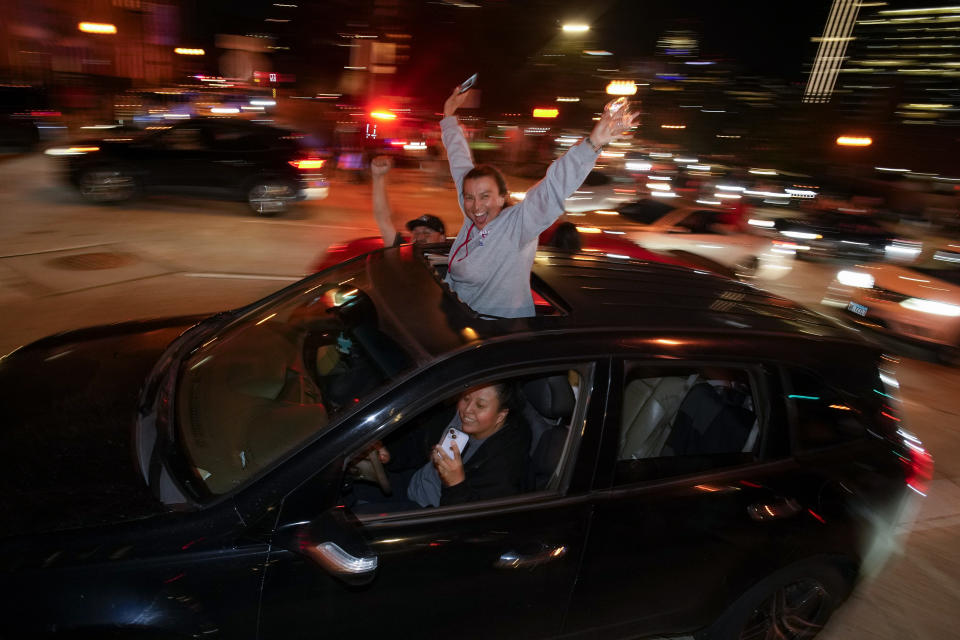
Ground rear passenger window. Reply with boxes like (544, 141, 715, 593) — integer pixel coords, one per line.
(615, 364, 761, 485)
(786, 369, 867, 449)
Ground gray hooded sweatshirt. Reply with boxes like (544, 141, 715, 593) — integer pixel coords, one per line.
(440, 115, 600, 318)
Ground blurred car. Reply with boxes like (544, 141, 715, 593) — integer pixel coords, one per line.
(0, 245, 928, 640)
(309, 221, 734, 278)
(773, 210, 899, 261)
(573, 198, 795, 279)
(46, 118, 328, 215)
(0, 84, 65, 150)
(838, 244, 960, 362)
(563, 169, 639, 212)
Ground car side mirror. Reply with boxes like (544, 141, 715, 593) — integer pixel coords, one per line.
(284, 506, 378, 586)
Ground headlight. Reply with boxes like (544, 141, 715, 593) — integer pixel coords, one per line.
(44, 146, 100, 156)
(781, 230, 822, 240)
(899, 298, 960, 317)
(837, 270, 875, 288)
(884, 241, 922, 257)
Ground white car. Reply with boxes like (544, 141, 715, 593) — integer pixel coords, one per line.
(563, 170, 639, 212)
(837, 245, 960, 359)
(567, 199, 795, 280)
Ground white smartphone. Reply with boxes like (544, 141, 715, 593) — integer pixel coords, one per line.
(458, 73, 478, 94)
(439, 427, 467, 459)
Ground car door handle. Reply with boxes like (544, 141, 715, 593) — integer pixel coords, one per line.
(495, 545, 567, 570)
(747, 497, 802, 522)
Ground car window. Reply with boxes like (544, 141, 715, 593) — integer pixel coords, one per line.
(157, 125, 208, 151)
(344, 367, 591, 517)
(617, 199, 674, 224)
(615, 363, 761, 485)
(582, 171, 611, 187)
(785, 368, 868, 449)
(176, 265, 417, 496)
(210, 125, 270, 151)
(675, 210, 722, 234)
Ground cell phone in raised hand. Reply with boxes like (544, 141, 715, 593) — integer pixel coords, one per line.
(458, 73, 478, 94)
(439, 427, 467, 459)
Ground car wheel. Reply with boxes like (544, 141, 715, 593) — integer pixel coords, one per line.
(78, 168, 137, 204)
(697, 561, 851, 640)
(247, 180, 296, 216)
(734, 256, 760, 280)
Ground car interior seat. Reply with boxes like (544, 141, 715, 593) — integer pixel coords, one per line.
(660, 382, 755, 457)
(619, 375, 698, 460)
(522, 375, 576, 490)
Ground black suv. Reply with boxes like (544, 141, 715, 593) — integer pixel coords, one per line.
(53, 118, 328, 215)
(0, 246, 930, 639)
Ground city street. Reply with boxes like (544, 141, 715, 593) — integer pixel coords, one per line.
(1, 151, 959, 638)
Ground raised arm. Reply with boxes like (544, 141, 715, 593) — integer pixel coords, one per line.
(515, 107, 640, 244)
(440, 86, 477, 211)
(370, 156, 398, 246)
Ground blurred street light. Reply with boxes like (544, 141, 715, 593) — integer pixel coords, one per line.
(606, 81, 637, 96)
(78, 22, 117, 34)
(562, 24, 590, 33)
(370, 111, 398, 120)
(175, 48, 206, 56)
(836, 135, 873, 146)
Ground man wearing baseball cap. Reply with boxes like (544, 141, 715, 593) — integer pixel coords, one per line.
(404, 214, 446, 245)
(372, 156, 446, 246)
(307, 156, 446, 273)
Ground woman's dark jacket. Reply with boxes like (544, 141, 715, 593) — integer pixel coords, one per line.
(387, 405, 531, 507)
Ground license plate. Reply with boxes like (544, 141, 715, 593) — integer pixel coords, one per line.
(848, 302, 868, 317)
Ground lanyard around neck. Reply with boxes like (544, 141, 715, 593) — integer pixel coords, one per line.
(448, 223, 475, 273)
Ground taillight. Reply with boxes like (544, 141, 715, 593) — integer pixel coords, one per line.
(898, 428, 934, 496)
(289, 159, 325, 169)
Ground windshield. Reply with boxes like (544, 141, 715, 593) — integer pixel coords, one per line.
(912, 247, 960, 286)
(175, 260, 415, 495)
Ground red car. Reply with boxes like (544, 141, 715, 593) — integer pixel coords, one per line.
(310, 221, 733, 277)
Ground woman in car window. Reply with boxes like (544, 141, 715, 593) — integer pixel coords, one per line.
(441, 85, 637, 318)
(366, 382, 529, 509)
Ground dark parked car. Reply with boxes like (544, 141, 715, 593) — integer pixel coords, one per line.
(773, 210, 898, 261)
(0, 245, 930, 639)
(0, 84, 65, 150)
(48, 117, 328, 214)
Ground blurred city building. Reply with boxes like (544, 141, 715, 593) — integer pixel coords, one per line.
(800, 1, 960, 173)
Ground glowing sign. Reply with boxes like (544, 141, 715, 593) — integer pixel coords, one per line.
(78, 22, 116, 34)
(836, 135, 873, 146)
(606, 81, 638, 96)
(533, 108, 559, 118)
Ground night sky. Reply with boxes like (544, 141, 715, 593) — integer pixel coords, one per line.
(199, 0, 836, 107)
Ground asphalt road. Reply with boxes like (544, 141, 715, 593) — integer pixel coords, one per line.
(0, 152, 958, 638)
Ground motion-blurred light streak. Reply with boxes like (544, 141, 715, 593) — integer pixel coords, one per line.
(804, 0, 862, 103)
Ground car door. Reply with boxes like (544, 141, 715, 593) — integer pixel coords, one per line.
(205, 122, 271, 194)
(136, 122, 214, 193)
(563, 356, 814, 638)
(643, 208, 758, 266)
(256, 360, 609, 639)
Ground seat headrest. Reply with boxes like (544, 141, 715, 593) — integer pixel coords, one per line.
(523, 375, 575, 421)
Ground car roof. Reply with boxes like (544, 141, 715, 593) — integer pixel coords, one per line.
(362, 244, 862, 359)
(177, 117, 289, 134)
